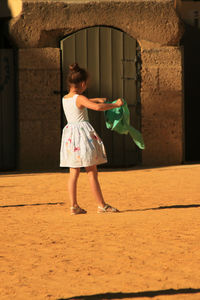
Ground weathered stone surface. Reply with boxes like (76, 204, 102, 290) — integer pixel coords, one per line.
(19, 70, 60, 97)
(141, 66, 182, 93)
(140, 45, 182, 66)
(19, 119, 60, 169)
(142, 117, 183, 165)
(19, 120, 43, 169)
(141, 91, 183, 165)
(141, 67, 159, 92)
(158, 66, 182, 92)
(18, 48, 61, 170)
(141, 91, 182, 118)
(18, 96, 60, 121)
(18, 48, 60, 69)
(8, 0, 183, 48)
(139, 44, 183, 166)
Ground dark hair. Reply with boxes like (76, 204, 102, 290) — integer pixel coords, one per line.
(67, 63, 89, 86)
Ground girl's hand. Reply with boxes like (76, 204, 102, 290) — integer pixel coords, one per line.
(115, 98, 123, 107)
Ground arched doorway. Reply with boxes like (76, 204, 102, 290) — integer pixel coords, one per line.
(60, 26, 141, 167)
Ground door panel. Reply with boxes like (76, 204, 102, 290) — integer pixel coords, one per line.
(99, 28, 113, 164)
(0, 49, 16, 170)
(123, 34, 138, 165)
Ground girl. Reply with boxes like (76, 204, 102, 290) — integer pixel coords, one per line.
(60, 63, 123, 215)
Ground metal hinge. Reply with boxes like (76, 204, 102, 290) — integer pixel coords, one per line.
(121, 76, 137, 81)
(121, 59, 135, 62)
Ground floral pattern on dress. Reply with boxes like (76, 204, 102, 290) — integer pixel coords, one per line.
(60, 121, 107, 167)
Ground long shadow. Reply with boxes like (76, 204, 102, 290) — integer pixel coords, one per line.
(0, 185, 15, 187)
(1, 203, 200, 210)
(59, 288, 200, 300)
(0, 202, 65, 208)
(121, 204, 200, 213)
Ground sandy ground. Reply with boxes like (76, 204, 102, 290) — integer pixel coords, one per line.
(0, 164, 200, 300)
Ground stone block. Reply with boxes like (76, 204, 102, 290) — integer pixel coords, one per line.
(158, 66, 183, 92)
(18, 48, 60, 70)
(19, 96, 61, 121)
(141, 91, 183, 119)
(141, 91, 183, 165)
(141, 47, 182, 67)
(19, 69, 60, 97)
(142, 118, 183, 166)
(19, 120, 43, 169)
(141, 67, 159, 93)
(19, 119, 60, 170)
(42, 121, 61, 169)
(141, 65, 183, 93)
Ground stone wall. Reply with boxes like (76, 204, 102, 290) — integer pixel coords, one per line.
(18, 48, 61, 170)
(6, 0, 184, 169)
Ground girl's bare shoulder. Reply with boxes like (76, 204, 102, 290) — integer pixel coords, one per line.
(63, 93, 76, 99)
(77, 94, 87, 101)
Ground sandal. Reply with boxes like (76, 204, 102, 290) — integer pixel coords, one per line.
(97, 204, 119, 213)
(70, 206, 87, 215)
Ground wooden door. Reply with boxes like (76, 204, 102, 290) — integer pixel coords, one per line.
(0, 49, 16, 170)
(182, 25, 200, 162)
(61, 27, 140, 167)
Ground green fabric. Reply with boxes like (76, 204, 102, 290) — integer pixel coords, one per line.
(105, 99, 145, 150)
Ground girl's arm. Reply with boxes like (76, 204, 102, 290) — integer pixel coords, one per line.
(77, 95, 123, 111)
(88, 98, 106, 103)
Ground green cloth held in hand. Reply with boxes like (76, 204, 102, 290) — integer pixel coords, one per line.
(105, 99, 145, 150)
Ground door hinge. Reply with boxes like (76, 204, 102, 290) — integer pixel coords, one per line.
(121, 76, 137, 81)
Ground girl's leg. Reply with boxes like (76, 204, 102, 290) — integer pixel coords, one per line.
(85, 165, 106, 208)
(68, 167, 80, 207)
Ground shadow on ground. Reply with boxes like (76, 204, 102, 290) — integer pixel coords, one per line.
(1, 203, 200, 210)
(0, 202, 65, 208)
(121, 204, 200, 213)
(59, 288, 200, 299)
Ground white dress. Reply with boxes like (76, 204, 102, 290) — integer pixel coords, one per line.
(60, 94, 107, 168)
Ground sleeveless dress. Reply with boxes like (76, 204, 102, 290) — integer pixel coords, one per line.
(60, 94, 107, 168)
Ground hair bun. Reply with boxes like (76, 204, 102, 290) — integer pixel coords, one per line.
(69, 63, 80, 72)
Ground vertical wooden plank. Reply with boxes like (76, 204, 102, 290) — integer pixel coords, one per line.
(87, 27, 100, 97)
(0, 49, 15, 170)
(123, 35, 136, 105)
(112, 30, 123, 99)
(61, 35, 75, 92)
(111, 29, 125, 166)
(100, 28, 112, 99)
(123, 34, 138, 166)
(99, 27, 113, 166)
(61, 35, 75, 125)
(75, 30, 87, 70)
(87, 27, 101, 135)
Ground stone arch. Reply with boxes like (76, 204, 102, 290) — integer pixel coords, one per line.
(8, 1, 183, 48)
